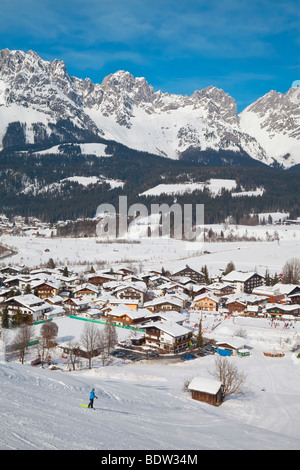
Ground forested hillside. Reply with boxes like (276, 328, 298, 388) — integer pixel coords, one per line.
(0, 142, 299, 225)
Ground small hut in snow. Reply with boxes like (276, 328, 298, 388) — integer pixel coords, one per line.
(188, 377, 224, 406)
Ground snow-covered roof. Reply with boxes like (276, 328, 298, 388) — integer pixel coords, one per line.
(223, 270, 263, 282)
(144, 295, 182, 308)
(216, 339, 247, 349)
(5, 294, 45, 307)
(143, 319, 190, 338)
(188, 377, 223, 395)
(194, 292, 219, 303)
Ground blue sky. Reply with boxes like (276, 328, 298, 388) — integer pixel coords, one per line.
(0, 0, 299, 111)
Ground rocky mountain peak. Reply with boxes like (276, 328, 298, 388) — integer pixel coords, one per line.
(0, 48, 299, 168)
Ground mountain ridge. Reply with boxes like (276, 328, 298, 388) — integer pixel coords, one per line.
(0, 48, 299, 168)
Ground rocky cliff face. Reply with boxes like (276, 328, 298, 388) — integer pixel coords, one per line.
(239, 86, 300, 168)
(0, 48, 299, 168)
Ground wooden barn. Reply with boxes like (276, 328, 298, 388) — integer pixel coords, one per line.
(188, 377, 224, 406)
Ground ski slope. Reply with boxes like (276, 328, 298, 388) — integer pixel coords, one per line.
(1, 344, 300, 450)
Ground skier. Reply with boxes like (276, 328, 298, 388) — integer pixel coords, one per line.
(88, 388, 98, 409)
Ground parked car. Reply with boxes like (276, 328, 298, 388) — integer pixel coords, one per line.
(180, 353, 196, 361)
(148, 350, 159, 357)
(111, 350, 126, 358)
(124, 354, 136, 360)
(31, 358, 42, 366)
(196, 351, 205, 357)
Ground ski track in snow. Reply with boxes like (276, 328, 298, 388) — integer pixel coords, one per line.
(1, 355, 300, 450)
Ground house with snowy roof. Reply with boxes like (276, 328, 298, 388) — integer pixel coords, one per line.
(4, 294, 51, 322)
(113, 282, 147, 307)
(31, 279, 61, 299)
(143, 319, 192, 353)
(144, 295, 182, 313)
(101, 305, 149, 326)
(64, 296, 90, 313)
(193, 292, 219, 311)
(172, 265, 206, 284)
(222, 270, 264, 293)
(73, 283, 100, 301)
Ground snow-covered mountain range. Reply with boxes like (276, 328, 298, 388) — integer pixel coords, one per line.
(0, 48, 299, 168)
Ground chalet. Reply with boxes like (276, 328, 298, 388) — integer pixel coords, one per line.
(252, 285, 285, 304)
(168, 292, 189, 309)
(64, 297, 90, 313)
(86, 272, 116, 287)
(158, 281, 188, 296)
(274, 284, 300, 298)
(113, 283, 147, 307)
(57, 275, 82, 290)
(0, 265, 24, 276)
(100, 267, 134, 281)
(0, 288, 13, 303)
(226, 298, 246, 314)
(265, 303, 300, 318)
(143, 320, 192, 353)
(143, 310, 187, 326)
(188, 377, 224, 406)
(3, 275, 30, 289)
(191, 285, 209, 297)
(79, 308, 102, 319)
(193, 293, 219, 312)
(74, 283, 100, 301)
(114, 266, 134, 278)
(45, 295, 64, 306)
(123, 274, 144, 284)
(172, 265, 206, 284)
(4, 294, 51, 322)
(225, 294, 267, 315)
(145, 274, 171, 288)
(222, 270, 264, 294)
(288, 293, 300, 305)
(144, 295, 182, 313)
(31, 279, 61, 299)
(206, 282, 234, 297)
(169, 276, 199, 291)
(107, 298, 139, 310)
(101, 305, 148, 326)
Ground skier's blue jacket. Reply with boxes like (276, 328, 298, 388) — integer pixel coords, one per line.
(90, 390, 96, 399)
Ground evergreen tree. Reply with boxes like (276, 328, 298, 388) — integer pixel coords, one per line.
(63, 266, 69, 277)
(46, 258, 56, 269)
(223, 261, 235, 276)
(1, 306, 9, 329)
(272, 273, 279, 286)
(24, 284, 31, 294)
(196, 314, 203, 348)
(265, 269, 271, 286)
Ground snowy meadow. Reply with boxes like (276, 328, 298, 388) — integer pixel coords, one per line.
(1, 226, 300, 451)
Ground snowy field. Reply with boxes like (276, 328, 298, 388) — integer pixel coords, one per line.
(1, 223, 300, 276)
(1, 226, 300, 450)
(1, 314, 300, 450)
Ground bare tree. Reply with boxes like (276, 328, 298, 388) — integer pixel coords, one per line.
(104, 318, 118, 355)
(66, 340, 81, 371)
(235, 328, 247, 339)
(97, 319, 119, 366)
(282, 258, 300, 284)
(40, 321, 59, 348)
(80, 323, 102, 369)
(13, 324, 35, 364)
(210, 356, 247, 399)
